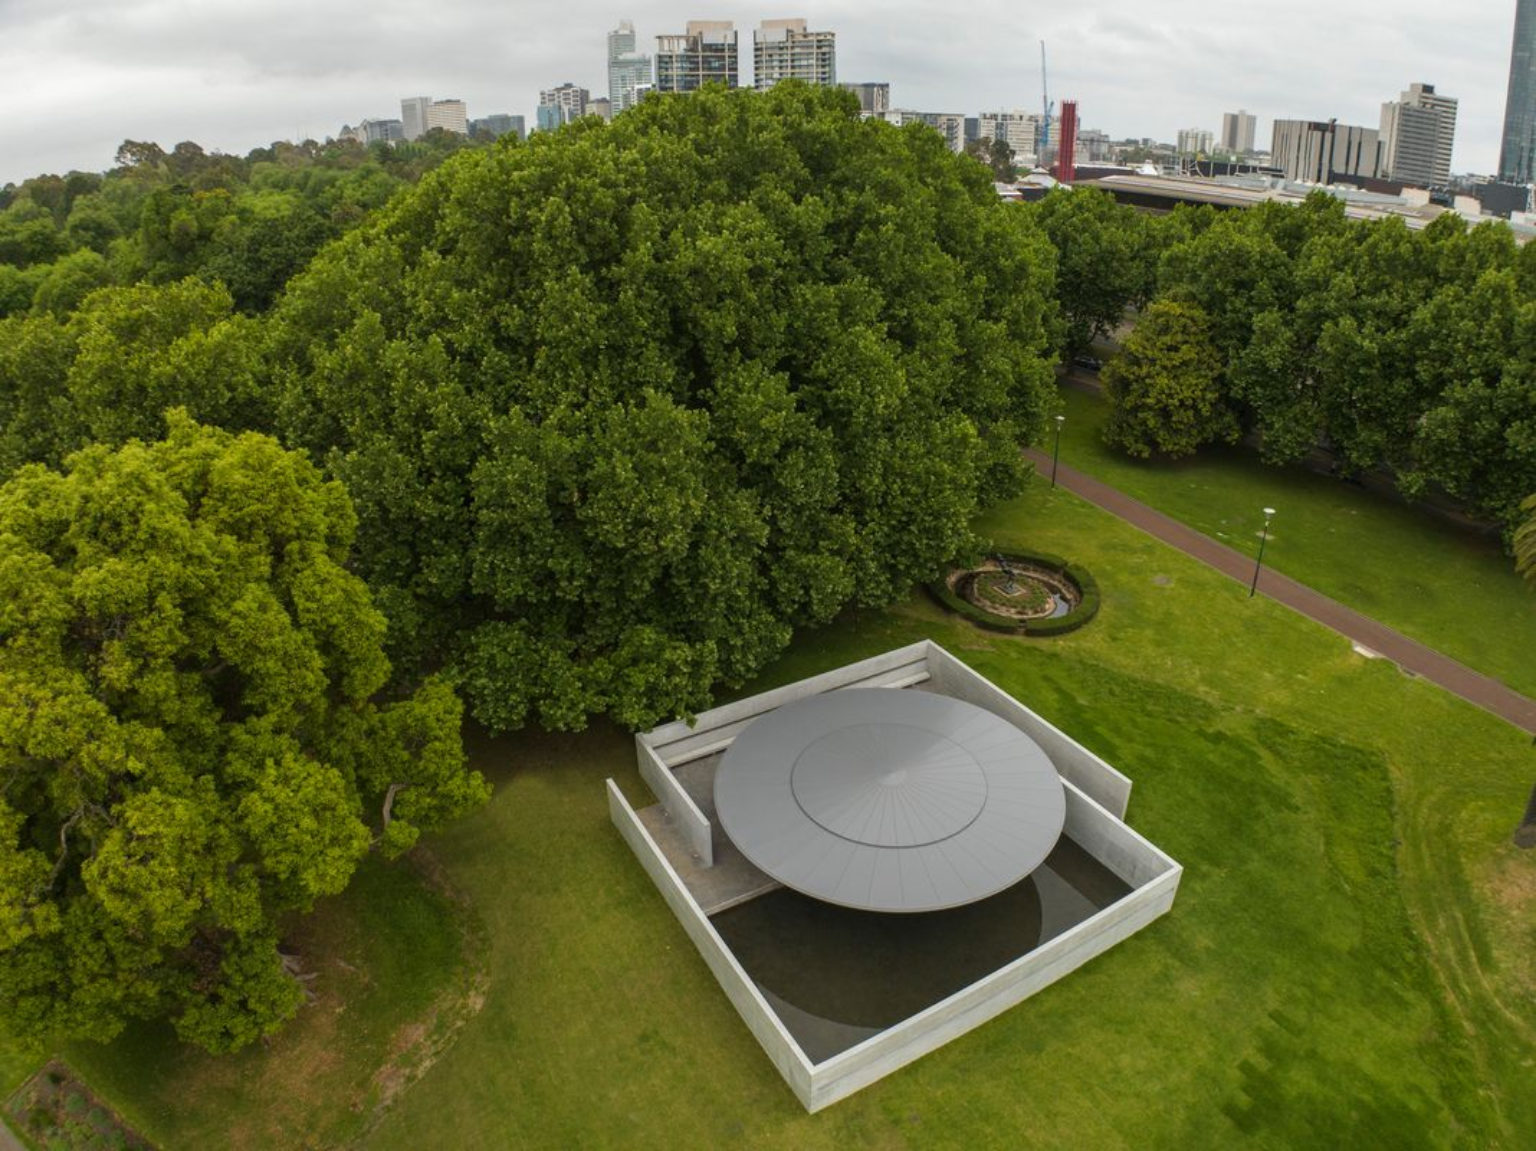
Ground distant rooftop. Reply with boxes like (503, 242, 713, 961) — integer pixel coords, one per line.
(1075, 172, 1536, 240)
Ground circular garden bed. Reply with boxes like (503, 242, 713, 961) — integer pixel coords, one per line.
(928, 552, 1099, 636)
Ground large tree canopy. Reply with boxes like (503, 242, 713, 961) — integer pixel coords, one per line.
(1102, 300, 1235, 459)
(0, 415, 488, 1052)
(269, 83, 1061, 732)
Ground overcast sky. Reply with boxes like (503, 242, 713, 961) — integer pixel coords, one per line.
(0, 1, 1522, 186)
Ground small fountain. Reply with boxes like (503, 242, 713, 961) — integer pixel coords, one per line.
(930, 551, 1099, 635)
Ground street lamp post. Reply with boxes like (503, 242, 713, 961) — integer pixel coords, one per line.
(1249, 507, 1276, 598)
(1050, 414, 1065, 488)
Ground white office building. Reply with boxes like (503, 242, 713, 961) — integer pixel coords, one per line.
(426, 99, 468, 135)
(1380, 83, 1457, 187)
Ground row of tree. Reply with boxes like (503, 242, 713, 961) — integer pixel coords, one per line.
(0, 132, 477, 320)
(1055, 188, 1536, 536)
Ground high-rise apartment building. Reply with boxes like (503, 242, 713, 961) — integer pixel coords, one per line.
(918, 112, 966, 153)
(537, 83, 590, 132)
(426, 99, 468, 135)
(1379, 83, 1457, 186)
(977, 110, 1056, 163)
(608, 20, 653, 115)
(1271, 119, 1381, 184)
(1176, 128, 1214, 155)
(1220, 110, 1256, 153)
(1500, 0, 1536, 183)
(362, 118, 404, 144)
(401, 96, 432, 141)
(753, 19, 835, 89)
(655, 21, 739, 92)
(840, 82, 890, 117)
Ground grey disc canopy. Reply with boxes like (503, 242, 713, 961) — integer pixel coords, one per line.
(714, 689, 1066, 914)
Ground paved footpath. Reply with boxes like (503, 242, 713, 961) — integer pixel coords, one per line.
(1023, 447, 1536, 735)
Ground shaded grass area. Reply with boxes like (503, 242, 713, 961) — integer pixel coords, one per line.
(56, 854, 467, 1150)
(1050, 383, 1536, 699)
(0, 1035, 44, 1099)
(362, 479, 1535, 1149)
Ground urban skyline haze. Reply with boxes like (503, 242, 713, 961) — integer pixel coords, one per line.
(0, 0, 1520, 185)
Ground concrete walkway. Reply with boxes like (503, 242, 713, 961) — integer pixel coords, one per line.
(1023, 447, 1536, 735)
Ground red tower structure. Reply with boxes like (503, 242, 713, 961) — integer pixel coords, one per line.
(1054, 100, 1078, 183)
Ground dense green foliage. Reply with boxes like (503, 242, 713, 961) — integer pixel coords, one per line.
(268, 83, 1060, 731)
(0, 417, 488, 1053)
(0, 278, 268, 473)
(1079, 189, 1536, 535)
(1028, 187, 1201, 357)
(0, 133, 475, 321)
(1103, 299, 1235, 457)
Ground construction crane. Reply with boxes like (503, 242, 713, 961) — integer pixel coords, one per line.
(1038, 41, 1054, 164)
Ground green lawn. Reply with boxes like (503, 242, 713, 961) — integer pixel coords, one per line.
(20, 473, 1536, 1148)
(1050, 382, 1536, 700)
(356, 478, 1535, 1149)
(50, 855, 475, 1150)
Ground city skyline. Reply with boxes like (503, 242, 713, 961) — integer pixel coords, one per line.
(0, 1, 1519, 185)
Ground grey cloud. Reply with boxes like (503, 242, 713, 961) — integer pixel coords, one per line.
(0, 0, 1523, 183)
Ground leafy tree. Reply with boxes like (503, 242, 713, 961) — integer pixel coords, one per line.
(27, 249, 111, 318)
(1031, 187, 1152, 357)
(64, 279, 270, 449)
(1158, 213, 1294, 365)
(965, 137, 1016, 182)
(0, 203, 67, 268)
(62, 196, 122, 254)
(271, 83, 1060, 731)
(0, 313, 79, 471)
(1517, 495, 1536, 584)
(1227, 308, 1316, 464)
(1102, 300, 1235, 458)
(0, 279, 269, 472)
(0, 415, 488, 1052)
(0, 265, 43, 319)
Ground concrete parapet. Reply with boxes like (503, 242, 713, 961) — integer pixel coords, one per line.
(634, 734, 713, 866)
(922, 641, 1133, 818)
(607, 779, 814, 1102)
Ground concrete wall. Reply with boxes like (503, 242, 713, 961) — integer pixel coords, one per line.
(802, 776, 1180, 1111)
(634, 734, 713, 866)
(642, 641, 932, 768)
(923, 641, 1133, 819)
(607, 780, 816, 1103)
(1062, 776, 1176, 889)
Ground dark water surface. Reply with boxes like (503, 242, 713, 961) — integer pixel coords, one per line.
(710, 837, 1131, 1062)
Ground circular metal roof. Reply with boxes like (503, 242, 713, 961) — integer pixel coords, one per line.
(714, 689, 1065, 913)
